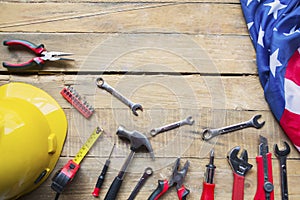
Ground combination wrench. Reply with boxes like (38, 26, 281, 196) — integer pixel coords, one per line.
(274, 141, 290, 200)
(127, 167, 153, 200)
(96, 77, 143, 116)
(150, 116, 195, 137)
(202, 114, 265, 141)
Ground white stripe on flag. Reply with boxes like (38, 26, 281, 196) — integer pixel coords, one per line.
(285, 78, 300, 114)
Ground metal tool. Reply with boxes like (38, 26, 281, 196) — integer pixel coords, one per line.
(61, 86, 95, 118)
(96, 77, 143, 116)
(201, 149, 216, 200)
(202, 114, 265, 141)
(104, 126, 154, 200)
(92, 144, 116, 197)
(51, 127, 103, 199)
(254, 135, 274, 200)
(150, 116, 195, 137)
(274, 141, 290, 200)
(227, 146, 252, 200)
(148, 158, 190, 200)
(3, 39, 73, 68)
(127, 167, 153, 200)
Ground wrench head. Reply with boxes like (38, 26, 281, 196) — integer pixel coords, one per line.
(95, 77, 105, 88)
(185, 116, 195, 125)
(274, 141, 291, 157)
(227, 146, 252, 176)
(251, 114, 265, 129)
(131, 103, 143, 116)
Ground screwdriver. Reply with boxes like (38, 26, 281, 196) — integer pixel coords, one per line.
(201, 149, 216, 200)
(92, 144, 116, 197)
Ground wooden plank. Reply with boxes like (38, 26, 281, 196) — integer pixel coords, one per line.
(0, 3, 248, 35)
(19, 157, 300, 200)
(2, 0, 240, 3)
(0, 33, 256, 74)
(8, 74, 267, 110)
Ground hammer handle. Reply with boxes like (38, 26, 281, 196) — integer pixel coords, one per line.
(104, 176, 123, 200)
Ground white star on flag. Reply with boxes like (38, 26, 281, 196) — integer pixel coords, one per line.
(247, 0, 254, 6)
(283, 25, 300, 36)
(247, 22, 254, 30)
(258, 25, 265, 47)
(264, 0, 287, 20)
(270, 48, 282, 77)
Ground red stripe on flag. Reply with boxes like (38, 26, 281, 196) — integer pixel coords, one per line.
(285, 49, 300, 85)
(280, 108, 300, 148)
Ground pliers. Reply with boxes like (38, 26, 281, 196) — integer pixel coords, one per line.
(148, 158, 190, 200)
(3, 39, 73, 68)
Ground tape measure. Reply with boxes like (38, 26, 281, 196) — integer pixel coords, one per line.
(51, 127, 103, 195)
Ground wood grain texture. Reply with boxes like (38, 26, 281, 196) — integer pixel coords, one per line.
(1, 0, 299, 200)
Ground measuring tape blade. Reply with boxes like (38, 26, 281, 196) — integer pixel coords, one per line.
(73, 126, 103, 164)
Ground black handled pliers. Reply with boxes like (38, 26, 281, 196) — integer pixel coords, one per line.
(148, 158, 190, 200)
(3, 39, 73, 68)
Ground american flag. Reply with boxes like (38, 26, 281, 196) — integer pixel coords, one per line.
(240, 0, 300, 151)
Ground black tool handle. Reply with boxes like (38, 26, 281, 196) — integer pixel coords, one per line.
(92, 164, 109, 197)
(104, 176, 123, 200)
(148, 180, 169, 200)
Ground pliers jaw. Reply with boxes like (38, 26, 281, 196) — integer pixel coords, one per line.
(169, 158, 190, 190)
(41, 52, 74, 61)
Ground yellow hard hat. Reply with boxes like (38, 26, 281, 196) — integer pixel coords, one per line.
(0, 82, 68, 200)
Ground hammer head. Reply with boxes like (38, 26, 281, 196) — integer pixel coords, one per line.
(117, 126, 155, 160)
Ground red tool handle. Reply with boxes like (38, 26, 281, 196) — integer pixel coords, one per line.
(177, 185, 190, 200)
(200, 182, 215, 200)
(232, 173, 245, 200)
(3, 39, 45, 68)
(254, 153, 274, 200)
(3, 39, 45, 54)
(148, 180, 170, 200)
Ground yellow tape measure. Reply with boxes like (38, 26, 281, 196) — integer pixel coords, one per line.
(73, 126, 103, 164)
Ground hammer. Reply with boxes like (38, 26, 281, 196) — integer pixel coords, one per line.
(104, 126, 155, 200)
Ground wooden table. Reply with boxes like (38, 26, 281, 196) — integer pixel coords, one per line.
(1, 1, 299, 199)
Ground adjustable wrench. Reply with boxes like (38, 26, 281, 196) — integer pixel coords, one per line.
(202, 114, 265, 141)
(96, 77, 143, 116)
(227, 146, 253, 200)
(274, 141, 290, 200)
(150, 116, 194, 137)
(127, 167, 153, 200)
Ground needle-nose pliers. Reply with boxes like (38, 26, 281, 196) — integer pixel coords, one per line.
(3, 39, 73, 68)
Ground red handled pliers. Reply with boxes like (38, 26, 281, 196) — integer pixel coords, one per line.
(3, 39, 73, 68)
(148, 158, 190, 200)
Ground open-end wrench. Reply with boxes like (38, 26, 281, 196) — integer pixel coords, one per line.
(202, 114, 265, 141)
(150, 116, 195, 137)
(127, 167, 153, 200)
(274, 141, 290, 200)
(96, 77, 143, 116)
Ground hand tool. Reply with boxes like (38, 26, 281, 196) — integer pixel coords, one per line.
(148, 158, 190, 200)
(254, 135, 274, 200)
(150, 116, 194, 137)
(274, 141, 290, 200)
(96, 77, 143, 116)
(104, 126, 154, 200)
(61, 86, 95, 118)
(127, 167, 153, 200)
(51, 127, 103, 199)
(92, 143, 116, 197)
(202, 114, 265, 141)
(3, 39, 73, 68)
(201, 149, 216, 200)
(227, 146, 252, 200)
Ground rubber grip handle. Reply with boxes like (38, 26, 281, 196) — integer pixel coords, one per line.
(104, 176, 123, 200)
(92, 164, 109, 197)
(201, 182, 215, 200)
(232, 173, 245, 200)
(3, 39, 45, 54)
(2, 57, 44, 68)
(177, 185, 190, 200)
(148, 180, 169, 200)
(254, 153, 274, 200)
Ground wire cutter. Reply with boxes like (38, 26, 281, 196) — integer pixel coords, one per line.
(148, 158, 190, 200)
(3, 39, 73, 68)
